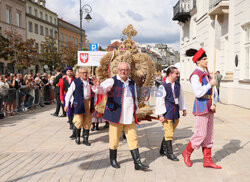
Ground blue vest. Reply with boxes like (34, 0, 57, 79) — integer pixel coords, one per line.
(190, 69, 212, 116)
(162, 82, 180, 120)
(103, 76, 137, 124)
(72, 78, 95, 114)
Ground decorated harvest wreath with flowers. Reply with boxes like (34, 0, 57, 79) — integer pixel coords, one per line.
(94, 24, 156, 120)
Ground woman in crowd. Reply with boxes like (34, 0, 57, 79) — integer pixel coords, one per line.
(6, 73, 18, 115)
(24, 74, 35, 109)
(0, 75, 9, 116)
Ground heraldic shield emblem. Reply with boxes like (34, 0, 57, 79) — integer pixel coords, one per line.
(80, 53, 89, 63)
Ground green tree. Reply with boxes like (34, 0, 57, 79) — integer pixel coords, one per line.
(16, 39, 39, 69)
(40, 36, 61, 71)
(0, 35, 13, 60)
(61, 41, 78, 66)
(3, 31, 38, 69)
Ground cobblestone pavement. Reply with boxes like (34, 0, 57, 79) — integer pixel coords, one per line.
(0, 92, 250, 182)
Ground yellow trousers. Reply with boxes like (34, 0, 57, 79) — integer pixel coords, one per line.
(73, 99, 92, 130)
(162, 119, 179, 141)
(109, 122, 138, 150)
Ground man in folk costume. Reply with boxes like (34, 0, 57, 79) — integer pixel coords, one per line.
(155, 66, 187, 161)
(182, 48, 221, 169)
(92, 62, 149, 171)
(51, 68, 66, 117)
(60, 67, 75, 130)
(65, 67, 95, 146)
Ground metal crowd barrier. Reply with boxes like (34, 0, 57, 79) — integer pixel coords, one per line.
(0, 84, 55, 119)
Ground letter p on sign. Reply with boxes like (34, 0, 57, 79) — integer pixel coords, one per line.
(90, 43, 98, 51)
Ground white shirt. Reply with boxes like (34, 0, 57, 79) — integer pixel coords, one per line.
(155, 79, 186, 116)
(190, 66, 218, 105)
(65, 78, 92, 107)
(93, 74, 138, 125)
(67, 76, 72, 84)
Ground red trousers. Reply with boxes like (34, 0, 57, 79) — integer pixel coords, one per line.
(190, 113, 214, 149)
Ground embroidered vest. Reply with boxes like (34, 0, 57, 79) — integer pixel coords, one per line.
(63, 77, 70, 93)
(190, 69, 212, 116)
(72, 78, 94, 114)
(103, 76, 138, 124)
(162, 82, 180, 120)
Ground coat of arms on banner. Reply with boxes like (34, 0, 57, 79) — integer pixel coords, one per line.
(80, 53, 89, 63)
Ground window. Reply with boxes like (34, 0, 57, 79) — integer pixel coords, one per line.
(45, 14, 48, 21)
(69, 36, 71, 41)
(65, 35, 67, 42)
(28, 21, 33, 32)
(45, 27, 48, 36)
(6, 8, 11, 24)
(73, 37, 75, 45)
(50, 29, 53, 37)
(0, 27, 2, 36)
(50, 16, 52, 23)
(54, 31, 57, 39)
(245, 25, 250, 79)
(61, 33, 63, 41)
(40, 11, 43, 19)
(34, 9, 37, 17)
(76, 38, 78, 46)
(34, 23, 38, 34)
(28, 6, 32, 14)
(40, 25, 44, 35)
(16, 13, 21, 27)
(54, 18, 56, 25)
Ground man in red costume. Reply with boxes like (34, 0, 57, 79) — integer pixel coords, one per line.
(60, 67, 74, 130)
(182, 48, 222, 169)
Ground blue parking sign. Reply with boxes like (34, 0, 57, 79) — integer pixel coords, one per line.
(90, 43, 98, 51)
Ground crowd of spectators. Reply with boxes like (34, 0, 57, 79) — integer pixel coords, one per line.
(0, 71, 56, 118)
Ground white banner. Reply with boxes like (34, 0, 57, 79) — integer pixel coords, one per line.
(77, 51, 107, 66)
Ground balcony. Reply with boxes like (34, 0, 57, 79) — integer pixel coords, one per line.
(172, 0, 196, 23)
(209, 0, 229, 16)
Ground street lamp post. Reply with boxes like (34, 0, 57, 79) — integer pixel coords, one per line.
(51, 39, 54, 72)
(79, 0, 92, 50)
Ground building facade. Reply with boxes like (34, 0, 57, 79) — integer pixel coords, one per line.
(107, 41, 121, 51)
(58, 18, 86, 51)
(0, 0, 26, 73)
(173, 0, 250, 108)
(26, 0, 58, 52)
(25, 0, 58, 72)
(138, 43, 180, 69)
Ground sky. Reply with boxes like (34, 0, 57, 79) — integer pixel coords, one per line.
(46, 0, 180, 50)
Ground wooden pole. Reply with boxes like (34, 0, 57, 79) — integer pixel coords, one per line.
(212, 14, 218, 106)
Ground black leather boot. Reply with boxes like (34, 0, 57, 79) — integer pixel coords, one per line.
(91, 123, 95, 131)
(95, 123, 99, 130)
(130, 148, 149, 170)
(165, 140, 179, 161)
(82, 128, 85, 138)
(159, 138, 166, 156)
(103, 121, 109, 128)
(110, 149, 120, 168)
(83, 129, 91, 146)
(75, 129, 81, 145)
(69, 116, 73, 130)
(69, 125, 76, 139)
